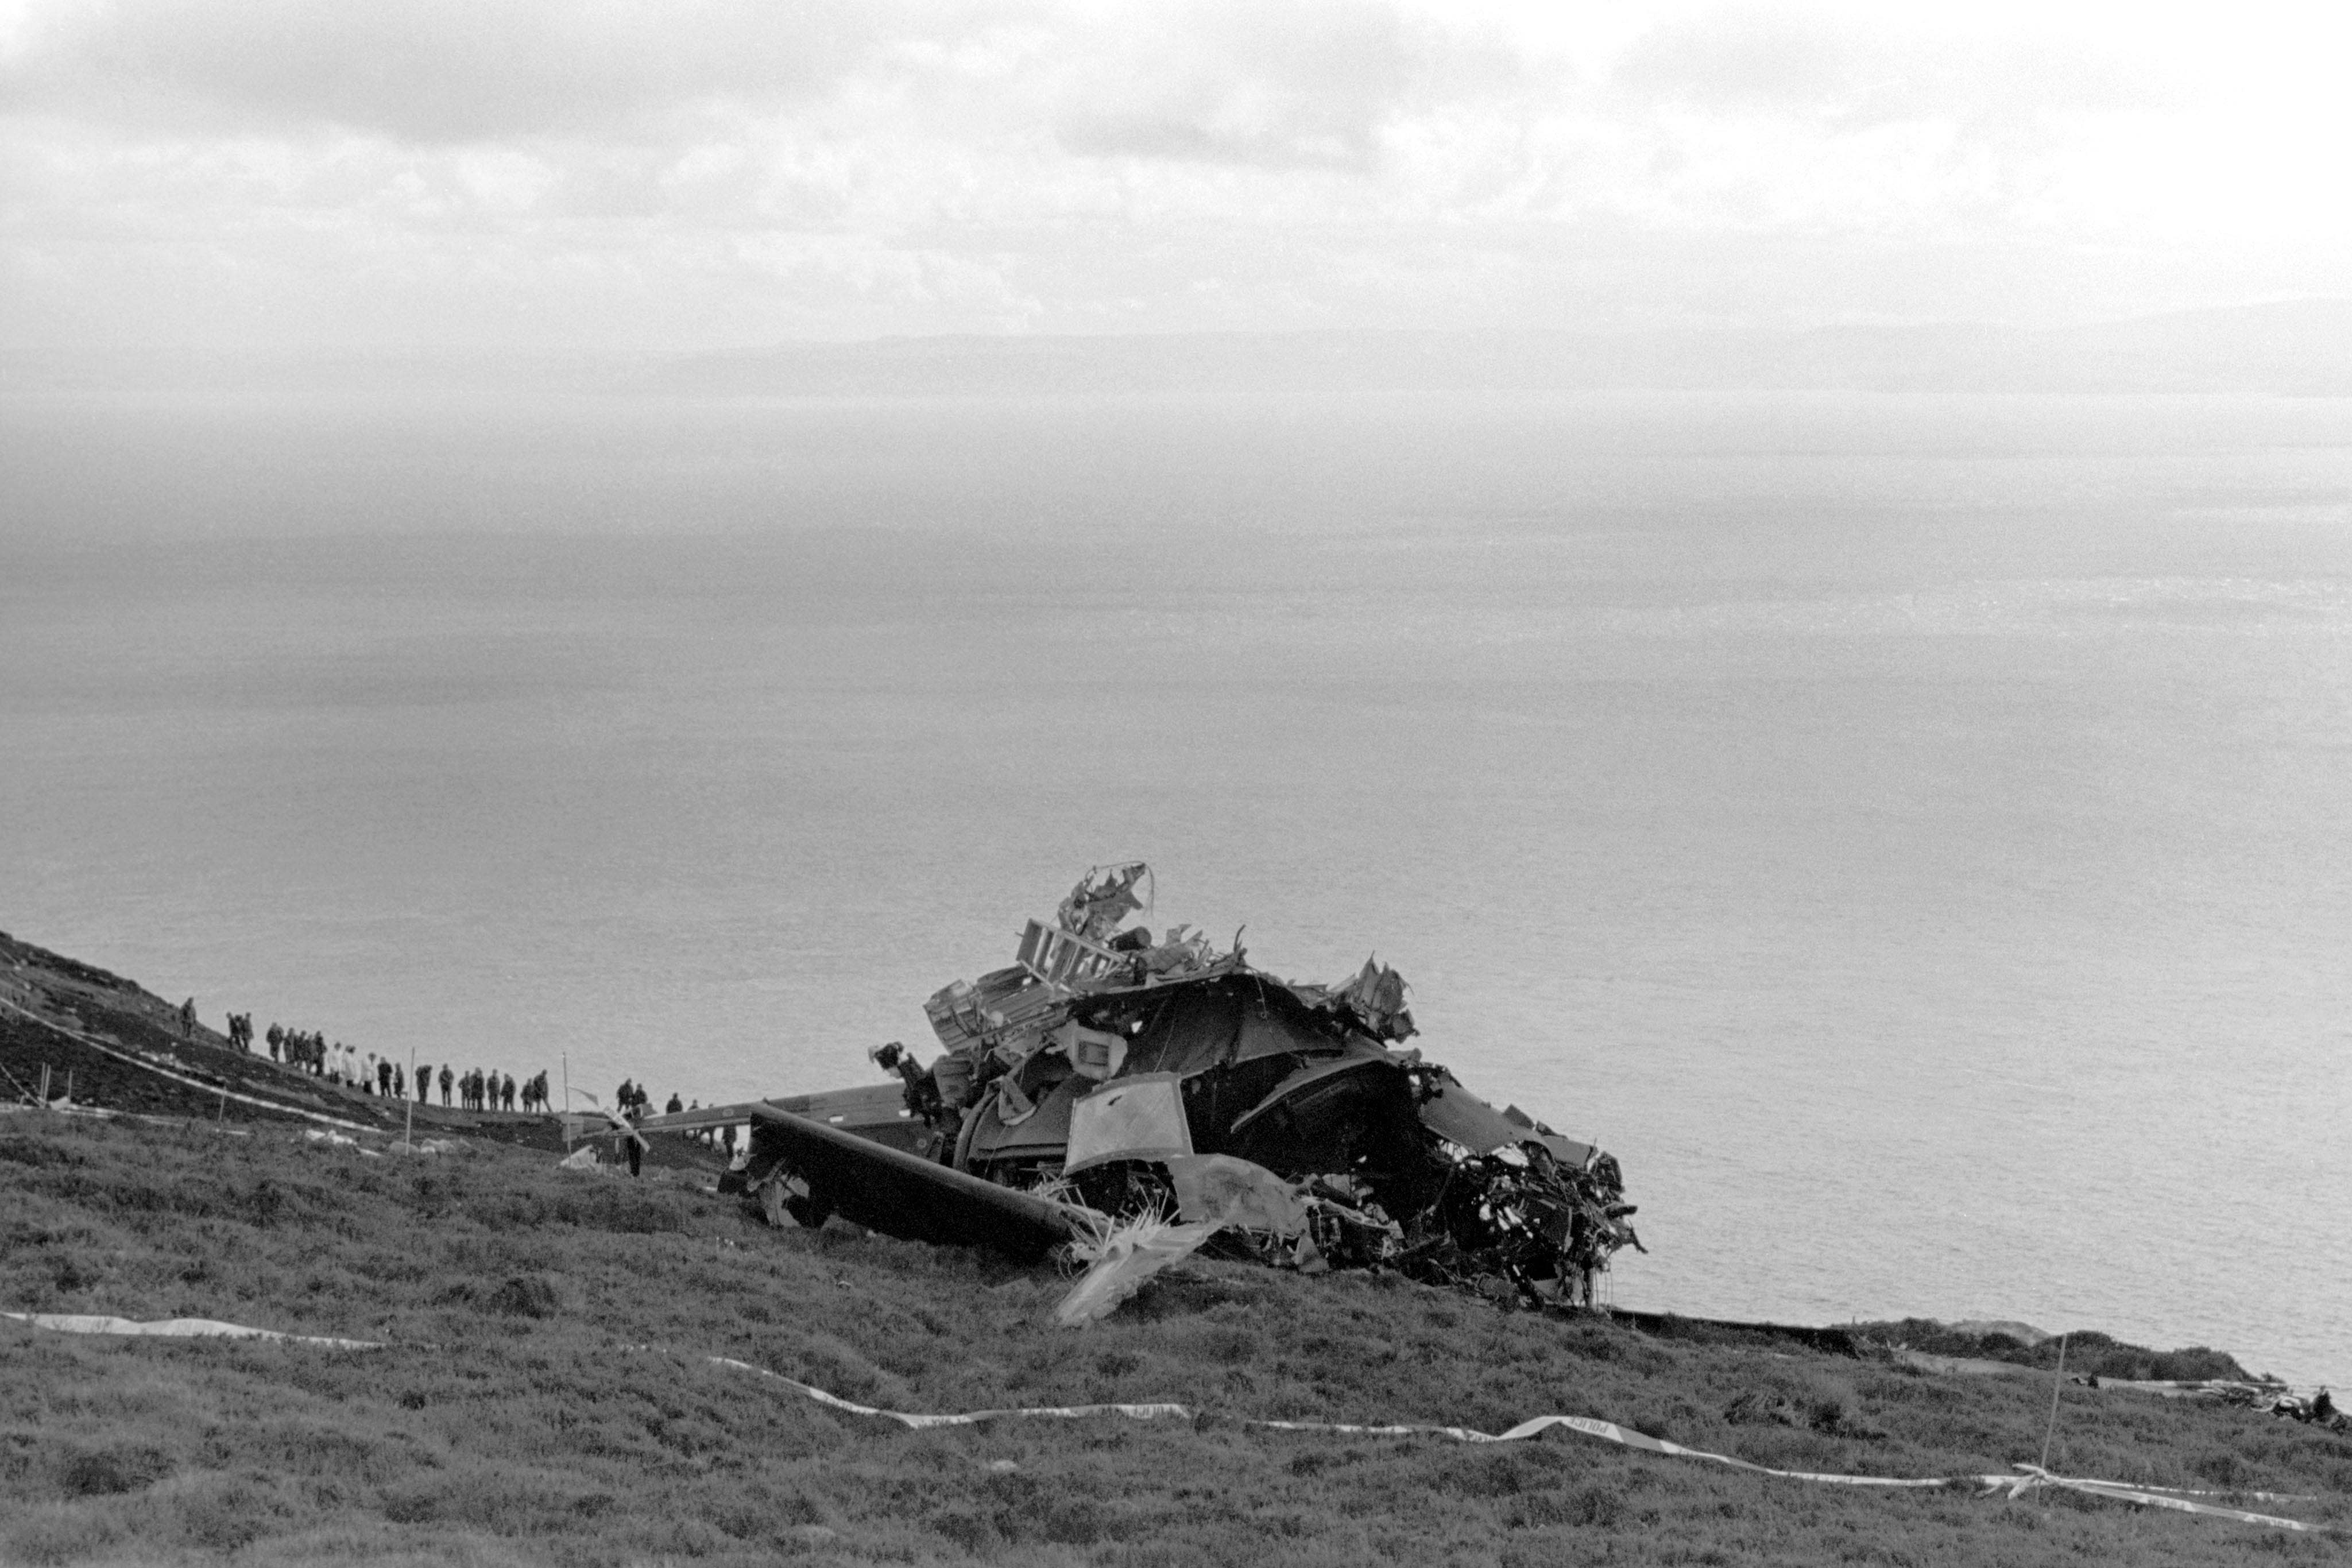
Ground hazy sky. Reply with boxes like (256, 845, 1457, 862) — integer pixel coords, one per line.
(3, 0, 2347, 354)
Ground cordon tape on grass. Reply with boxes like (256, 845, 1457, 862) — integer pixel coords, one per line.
(5, 1296, 2323, 1530)
(2, 1310, 383, 1350)
(711, 1356, 2323, 1532)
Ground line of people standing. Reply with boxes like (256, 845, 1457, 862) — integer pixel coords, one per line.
(415, 1066, 550, 1113)
(260, 1021, 376, 1087)
(226, 1010, 660, 1132)
(249, 1018, 550, 1117)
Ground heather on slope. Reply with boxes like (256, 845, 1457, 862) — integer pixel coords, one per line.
(2, 1111, 2346, 1567)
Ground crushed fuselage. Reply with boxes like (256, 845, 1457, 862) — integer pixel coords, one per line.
(709, 865, 1640, 1306)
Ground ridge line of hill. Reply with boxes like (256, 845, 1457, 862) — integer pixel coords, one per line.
(1, 928, 568, 1149)
(0, 996, 374, 1132)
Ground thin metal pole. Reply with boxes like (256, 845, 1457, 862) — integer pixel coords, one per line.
(2038, 1332, 2069, 1476)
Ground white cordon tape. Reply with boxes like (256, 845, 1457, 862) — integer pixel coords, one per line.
(710, 1358, 1191, 1427)
(2, 1311, 382, 1350)
(713, 1359, 2320, 1532)
(5, 1318, 2316, 1530)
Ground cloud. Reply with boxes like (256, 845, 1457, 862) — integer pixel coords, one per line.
(1612, 9, 1851, 114)
(1051, 0, 1524, 171)
(1611, 6, 2156, 130)
(3, 0, 2346, 356)
(0, 0, 948, 142)
(1, 0, 1529, 169)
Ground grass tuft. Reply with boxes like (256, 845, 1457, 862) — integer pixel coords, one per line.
(0, 1111, 2344, 1565)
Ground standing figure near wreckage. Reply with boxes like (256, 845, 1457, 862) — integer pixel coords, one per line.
(730, 864, 1639, 1308)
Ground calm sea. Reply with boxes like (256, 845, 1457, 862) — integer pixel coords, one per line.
(4, 388, 2346, 1384)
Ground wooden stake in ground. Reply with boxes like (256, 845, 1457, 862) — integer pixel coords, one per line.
(2038, 1332, 2070, 1477)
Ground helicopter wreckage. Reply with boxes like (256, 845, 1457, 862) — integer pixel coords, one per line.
(643, 866, 1641, 1311)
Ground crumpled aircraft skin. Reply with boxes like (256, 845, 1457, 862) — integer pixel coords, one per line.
(675, 866, 1639, 1306)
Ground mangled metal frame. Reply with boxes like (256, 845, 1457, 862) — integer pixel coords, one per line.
(659, 864, 1641, 1308)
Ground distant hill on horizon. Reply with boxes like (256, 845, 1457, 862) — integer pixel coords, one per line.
(636, 299, 2352, 399)
(12, 299, 2352, 399)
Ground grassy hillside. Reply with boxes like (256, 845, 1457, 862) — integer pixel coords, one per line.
(3, 1107, 2347, 1568)
(1, 930, 584, 1153)
(3, 929, 2347, 1564)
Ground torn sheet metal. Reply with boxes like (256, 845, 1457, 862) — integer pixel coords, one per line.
(1053, 1215, 1220, 1327)
(1057, 862, 1152, 943)
(1065, 1073, 1194, 1173)
(725, 865, 1639, 1304)
(1415, 1074, 1528, 1156)
(1163, 1153, 1307, 1236)
(1051, 1020, 1128, 1081)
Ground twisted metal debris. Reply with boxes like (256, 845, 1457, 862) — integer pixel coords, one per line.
(684, 865, 1640, 1308)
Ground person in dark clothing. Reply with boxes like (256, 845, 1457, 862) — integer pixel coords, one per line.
(665, 1092, 682, 1116)
(501, 1073, 516, 1112)
(439, 1063, 453, 1106)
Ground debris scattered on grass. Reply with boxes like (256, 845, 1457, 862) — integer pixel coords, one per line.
(1054, 1211, 1222, 1327)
